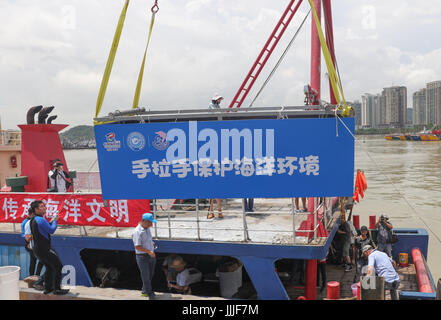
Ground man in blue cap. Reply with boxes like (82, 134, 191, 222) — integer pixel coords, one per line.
(132, 212, 157, 299)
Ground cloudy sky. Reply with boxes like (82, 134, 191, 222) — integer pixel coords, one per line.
(1, 0, 441, 129)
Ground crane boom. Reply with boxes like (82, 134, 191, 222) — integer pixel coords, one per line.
(228, 0, 303, 109)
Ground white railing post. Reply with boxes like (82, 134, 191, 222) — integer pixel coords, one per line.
(196, 199, 201, 240)
(291, 198, 296, 244)
(153, 199, 158, 238)
(167, 201, 172, 239)
(242, 199, 249, 242)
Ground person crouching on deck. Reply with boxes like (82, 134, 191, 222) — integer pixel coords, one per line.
(363, 245, 400, 300)
(132, 213, 157, 299)
(167, 257, 192, 295)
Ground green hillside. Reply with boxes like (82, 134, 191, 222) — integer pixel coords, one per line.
(60, 125, 94, 141)
(60, 125, 96, 148)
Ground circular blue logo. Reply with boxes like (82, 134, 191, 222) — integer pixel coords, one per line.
(152, 131, 169, 151)
(127, 132, 146, 151)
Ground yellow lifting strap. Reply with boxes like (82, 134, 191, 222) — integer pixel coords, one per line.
(307, 0, 350, 113)
(132, 1, 159, 109)
(95, 0, 131, 119)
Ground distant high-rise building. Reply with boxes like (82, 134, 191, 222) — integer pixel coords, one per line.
(426, 81, 441, 126)
(361, 94, 381, 128)
(382, 86, 407, 128)
(352, 100, 362, 127)
(407, 108, 413, 124)
(413, 88, 426, 125)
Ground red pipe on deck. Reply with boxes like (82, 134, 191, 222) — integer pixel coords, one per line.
(411, 248, 434, 293)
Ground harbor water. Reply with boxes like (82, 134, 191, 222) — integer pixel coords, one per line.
(64, 135, 441, 281)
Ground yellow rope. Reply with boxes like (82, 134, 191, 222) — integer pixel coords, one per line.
(307, 0, 349, 112)
(132, 7, 158, 109)
(95, 0, 130, 119)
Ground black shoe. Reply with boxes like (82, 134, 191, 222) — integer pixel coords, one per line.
(53, 289, 70, 295)
(345, 264, 353, 272)
(43, 289, 53, 295)
(33, 284, 44, 291)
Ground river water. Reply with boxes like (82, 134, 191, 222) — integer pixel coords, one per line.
(64, 136, 441, 281)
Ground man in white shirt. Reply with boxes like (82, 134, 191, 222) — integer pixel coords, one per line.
(48, 161, 71, 192)
(167, 257, 191, 295)
(363, 245, 400, 300)
(132, 213, 157, 299)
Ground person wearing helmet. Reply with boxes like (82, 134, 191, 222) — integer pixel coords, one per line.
(209, 94, 224, 109)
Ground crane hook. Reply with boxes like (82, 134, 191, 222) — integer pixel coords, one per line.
(151, 0, 159, 13)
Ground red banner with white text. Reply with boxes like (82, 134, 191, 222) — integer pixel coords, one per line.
(0, 193, 150, 227)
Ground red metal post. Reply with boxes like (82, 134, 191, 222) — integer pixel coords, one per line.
(305, 259, 317, 300)
(308, 0, 321, 213)
(322, 0, 337, 105)
(229, 0, 303, 109)
(310, 0, 322, 100)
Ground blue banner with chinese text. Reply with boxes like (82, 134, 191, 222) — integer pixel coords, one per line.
(94, 118, 354, 199)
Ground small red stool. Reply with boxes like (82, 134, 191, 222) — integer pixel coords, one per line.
(327, 281, 340, 300)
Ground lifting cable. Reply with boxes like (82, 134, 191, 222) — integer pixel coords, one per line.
(307, 0, 348, 111)
(95, 0, 130, 120)
(132, 0, 159, 109)
(94, 0, 159, 121)
(248, 9, 311, 108)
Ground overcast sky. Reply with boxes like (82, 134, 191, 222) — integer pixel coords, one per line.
(1, 0, 441, 129)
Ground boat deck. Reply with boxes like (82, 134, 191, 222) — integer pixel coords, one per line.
(283, 264, 419, 300)
(18, 281, 224, 300)
(18, 264, 419, 300)
(0, 198, 339, 246)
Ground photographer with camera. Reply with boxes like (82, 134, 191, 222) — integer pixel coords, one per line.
(48, 160, 71, 193)
(376, 215, 394, 257)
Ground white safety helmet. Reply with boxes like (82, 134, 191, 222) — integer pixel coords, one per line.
(212, 94, 223, 101)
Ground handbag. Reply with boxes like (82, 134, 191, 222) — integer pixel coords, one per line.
(388, 229, 399, 244)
